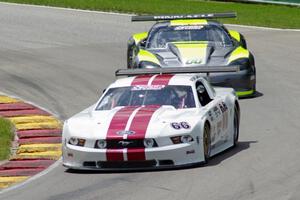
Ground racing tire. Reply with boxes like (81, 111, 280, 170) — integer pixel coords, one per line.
(240, 34, 247, 49)
(203, 122, 211, 163)
(233, 104, 240, 147)
(127, 42, 136, 69)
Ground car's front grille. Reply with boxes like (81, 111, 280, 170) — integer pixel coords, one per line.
(97, 160, 157, 168)
(83, 161, 96, 168)
(83, 160, 174, 169)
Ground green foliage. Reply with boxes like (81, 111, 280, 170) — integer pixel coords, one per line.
(1, 0, 300, 28)
(0, 118, 14, 160)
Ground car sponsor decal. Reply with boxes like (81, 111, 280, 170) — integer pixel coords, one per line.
(174, 25, 204, 31)
(131, 85, 165, 91)
(127, 106, 161, 161)
(219, 102, 229, 131)
(106, 106, 138, 161)
(213, 106, 221, 118)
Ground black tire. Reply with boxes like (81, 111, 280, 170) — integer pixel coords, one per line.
(203, 122, 211, 163)
(240, 34, 247, 49)
(233, 104, 240, 147)
(127, 41, 136, 69)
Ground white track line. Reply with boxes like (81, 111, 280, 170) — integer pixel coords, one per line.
(0, 91, 63, 194)
(0, 1, 299, 32)
(225, 23, 300, 32)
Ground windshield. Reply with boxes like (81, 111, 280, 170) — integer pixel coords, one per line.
(147, 24, 232, 48)
(96, 85, 196, 110)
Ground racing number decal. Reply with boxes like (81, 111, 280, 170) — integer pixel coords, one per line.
(186, 59, 202, 65)
(181, 122, 191, 129)
(171, 122, 191, 130)
(171, 122, 181, 130)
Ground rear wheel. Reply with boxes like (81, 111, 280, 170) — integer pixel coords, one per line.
(127, 41, 136, 69)
(127, 46, 134, 69)
(203, 122, 211, 163)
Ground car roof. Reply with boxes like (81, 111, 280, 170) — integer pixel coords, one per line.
(110, 74, 206, 88)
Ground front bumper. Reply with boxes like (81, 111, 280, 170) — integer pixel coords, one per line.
(209, 68, 256, 97)
(62, 142, 203, 170)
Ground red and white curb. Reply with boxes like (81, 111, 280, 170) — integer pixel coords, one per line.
(0, 95, 62, 190)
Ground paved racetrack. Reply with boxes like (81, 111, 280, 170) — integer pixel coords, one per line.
(0, 3, 300, 200)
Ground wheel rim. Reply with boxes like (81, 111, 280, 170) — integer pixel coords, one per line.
(203, 124, 211, 158)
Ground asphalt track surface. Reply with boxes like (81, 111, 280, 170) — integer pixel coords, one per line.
(0, 3, 300, 200)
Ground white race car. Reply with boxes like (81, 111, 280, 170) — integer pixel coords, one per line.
(62, 67, 240, 170)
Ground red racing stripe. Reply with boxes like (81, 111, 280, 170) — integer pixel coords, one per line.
(151, 74, 174, 85)
(106, 149, 124, 161)
(131, 75, 153, 86)
(127, 106, 160, 161)
(127, 148, 146, 161)
(106, 106, 137, 161)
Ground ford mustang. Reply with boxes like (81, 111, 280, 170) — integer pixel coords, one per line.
(62, 67, 240, 170)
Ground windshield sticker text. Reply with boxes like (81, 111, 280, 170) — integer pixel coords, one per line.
(131, 85, 165, 91)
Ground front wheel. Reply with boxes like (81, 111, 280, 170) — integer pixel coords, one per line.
(233, 105, 240, 147)
(203, 122, 211, 163)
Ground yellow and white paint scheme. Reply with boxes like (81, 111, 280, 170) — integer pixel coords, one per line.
(137, 49, 161, 65)
(227, 47, 250, 64)
(173, 43, 208, 65)
(170, 19, 208, 26)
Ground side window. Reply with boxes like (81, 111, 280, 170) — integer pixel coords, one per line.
(196, 81, 212, 106)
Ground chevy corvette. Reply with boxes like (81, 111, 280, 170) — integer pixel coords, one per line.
(127, 12, 256, 97)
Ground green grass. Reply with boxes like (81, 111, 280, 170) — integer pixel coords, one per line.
(0, 118, 14, 160)
(0, 0, 300, 28)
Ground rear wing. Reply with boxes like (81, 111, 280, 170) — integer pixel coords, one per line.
(131, 12, 236, 22)
(115, 66, 239, 77)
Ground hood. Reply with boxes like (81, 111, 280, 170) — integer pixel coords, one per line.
(148, 42, 234, 67)
(66, 105, 202, 139)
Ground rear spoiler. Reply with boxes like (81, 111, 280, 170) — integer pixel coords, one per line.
(131, 12, 236, 22)
(115, 66, 240, 77)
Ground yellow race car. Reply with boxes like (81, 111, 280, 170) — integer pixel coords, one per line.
(127, 12, 256, 97)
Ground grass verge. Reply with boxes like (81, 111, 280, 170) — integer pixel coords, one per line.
(0, 118, 14, 160)
(0, 0, 299, 29)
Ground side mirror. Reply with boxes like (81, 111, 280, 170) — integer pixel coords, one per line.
(102, 88, 106, 93)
